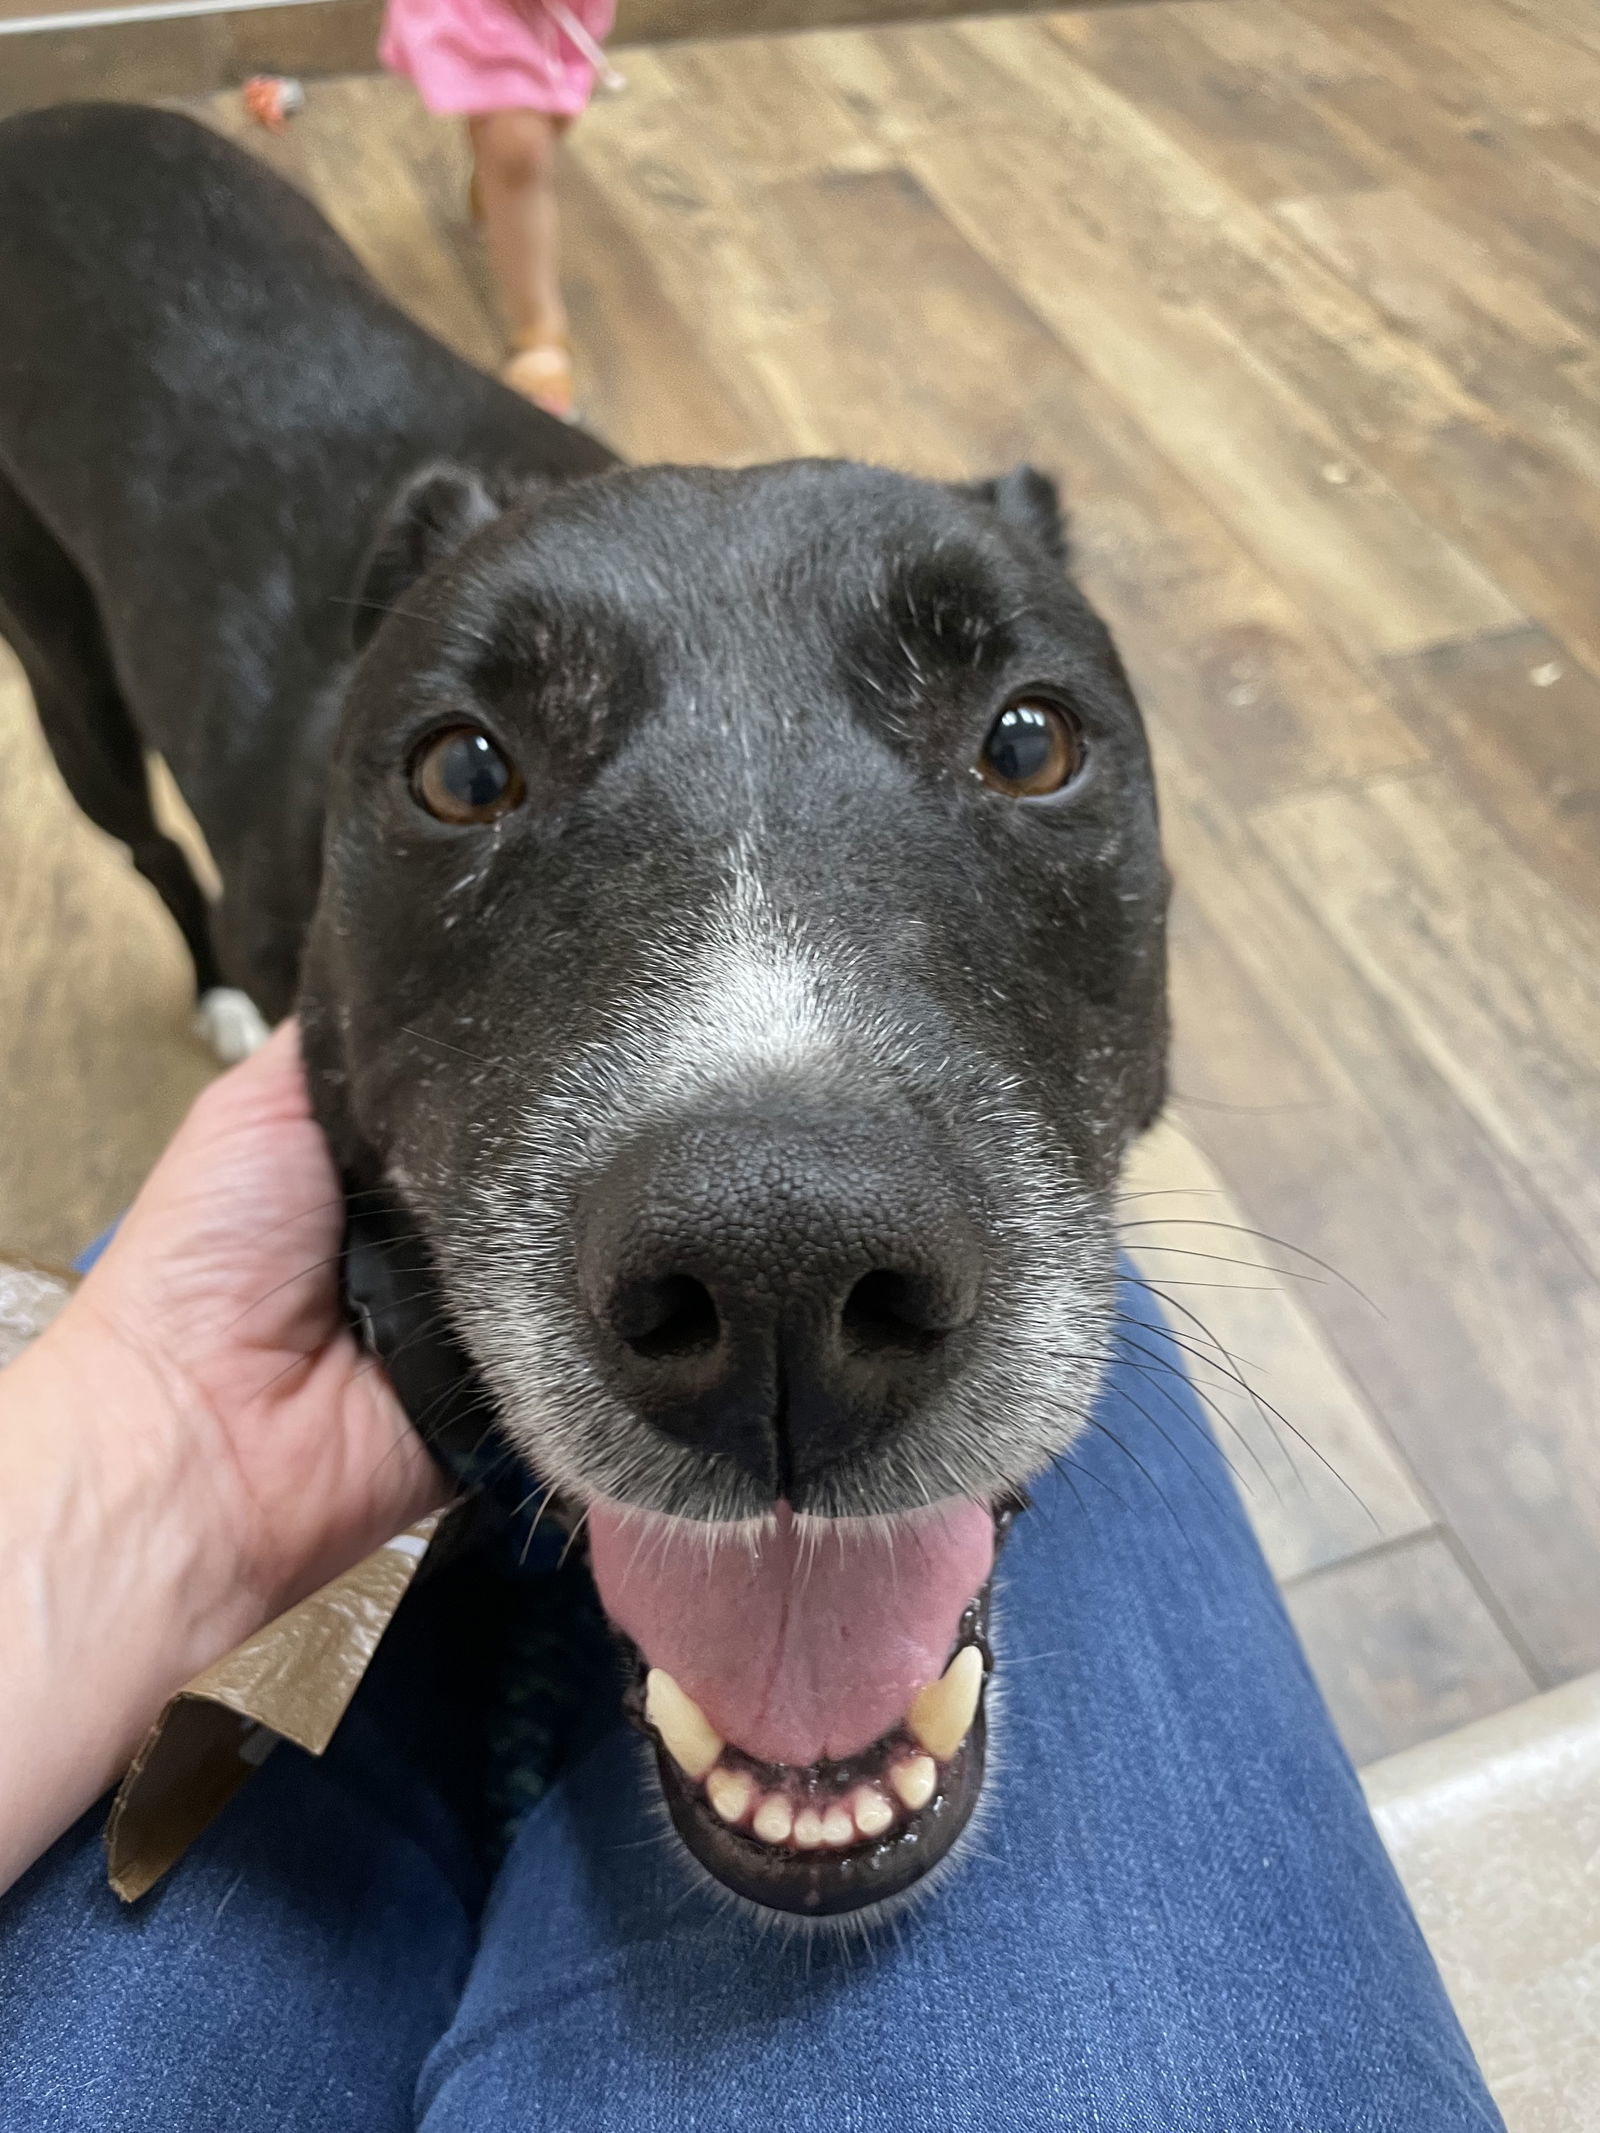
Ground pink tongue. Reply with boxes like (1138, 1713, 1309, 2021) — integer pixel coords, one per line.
(588, 1496, 994, 1767)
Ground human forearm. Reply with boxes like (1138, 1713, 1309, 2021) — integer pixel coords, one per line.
(0, 1326, 271, 1892)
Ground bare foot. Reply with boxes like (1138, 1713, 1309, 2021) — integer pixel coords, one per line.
(501, 339, 576, 420)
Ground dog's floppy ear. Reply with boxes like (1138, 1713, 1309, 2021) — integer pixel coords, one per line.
(350, 463, 510, 650)
(969, 464, 1071, 568)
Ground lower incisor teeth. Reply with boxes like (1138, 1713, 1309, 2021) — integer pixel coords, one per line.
(821, 1806, 854, 1847)
(753, 1794, 793, 1844)
(890, 1753, 938, 1812)
(906, 1643, 984, 1762)
(852, 1785, 893, 1838)
(792, 1808, 825, 1849)
(706, 1768, 753, 1824)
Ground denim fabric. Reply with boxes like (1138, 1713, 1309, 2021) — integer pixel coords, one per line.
(0, 1283, 1502, 2131)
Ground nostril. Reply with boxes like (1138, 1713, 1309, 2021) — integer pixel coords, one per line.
(613, 1274, 721, 1361)
(841, 1269, 956, 1356)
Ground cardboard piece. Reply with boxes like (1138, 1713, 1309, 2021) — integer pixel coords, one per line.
(104, 1516, 443, 1901)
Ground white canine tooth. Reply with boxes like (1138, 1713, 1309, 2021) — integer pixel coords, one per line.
(792, 1808, 826, 1849)
(851, 1785, 894, 1838)
(906, 1644, 984, 1763)
(644, 1669, 724, 1780)
(706, 1767, 754, 1824)
(821, 1806, 855, 1848)
(890, 1754, 937, 1813)
(753, 1794, 794, 1845)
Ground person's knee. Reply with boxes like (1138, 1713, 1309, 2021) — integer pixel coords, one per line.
(475, 112, 558, 193)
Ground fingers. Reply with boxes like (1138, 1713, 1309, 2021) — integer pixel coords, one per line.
(182, 1015, 310, 1141)
(86, 1015, 341, 1341)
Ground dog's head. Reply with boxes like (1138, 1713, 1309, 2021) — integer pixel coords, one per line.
(303, 457, 1167, 1921)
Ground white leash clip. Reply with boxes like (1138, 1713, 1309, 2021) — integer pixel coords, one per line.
(547, 0, 627, 94)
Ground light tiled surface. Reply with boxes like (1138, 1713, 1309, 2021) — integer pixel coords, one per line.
(1367, 1673, 1600, 2133)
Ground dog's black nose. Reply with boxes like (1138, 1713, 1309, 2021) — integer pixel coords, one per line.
(578, 1105, 984, 1496)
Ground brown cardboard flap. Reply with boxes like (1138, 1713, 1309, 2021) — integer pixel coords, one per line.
(104, 1515, 442, 1902)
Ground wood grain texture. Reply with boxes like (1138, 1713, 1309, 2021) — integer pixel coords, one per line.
(885, 24, 1522, 660)
(1516, 114, 1600, 195)
(1283, 1533, 1537, 1765)
(951, 15, 1600, 685)
(1382, 627, 1600, 918)
(696, 162, 1063, 468)
(561, 157, 788, 462)
(1321, 0, 1600, 124)
(612, 0, 1146, 37)
(1175, 0, 1375, 90)
(1295, 18, 1600, 342)
(1157, 738, 1600, 1683)
(1490, 0, 1600, 64)
(562, 51, 848, 389)
(796, 10, 1065, 149)
(0, 647, 213, 1265)
(643, 33, 889, 182)
(1122, 1119, 1432, 1583)
(1050, 2, 1381, 206)
(1256, 771, 1600, 1263)
(1273, 181, 1590, 375)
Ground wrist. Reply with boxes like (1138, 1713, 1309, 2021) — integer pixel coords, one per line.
(0, 1314, 283, 1890)
(1, 1313, 269, 1686)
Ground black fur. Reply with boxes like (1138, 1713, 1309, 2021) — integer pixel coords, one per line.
(0, 103, 611, 1015)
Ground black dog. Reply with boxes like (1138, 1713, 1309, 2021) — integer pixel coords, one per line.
(0, 102, 1168, 1921)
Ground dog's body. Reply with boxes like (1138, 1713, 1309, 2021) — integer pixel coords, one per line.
(0, 103, 1169, 1921)
(0, 103, 612, 1027)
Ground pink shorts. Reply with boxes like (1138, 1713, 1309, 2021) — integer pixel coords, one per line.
(380, 0, 616, 119)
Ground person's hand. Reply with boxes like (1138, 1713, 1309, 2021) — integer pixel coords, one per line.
(40, 1018, 447, 1621)
(0, 1020, 446, 1888)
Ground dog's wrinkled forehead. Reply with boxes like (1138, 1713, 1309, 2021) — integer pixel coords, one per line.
(378, 460, 1119, 750)
(460, 457, 1066, 651)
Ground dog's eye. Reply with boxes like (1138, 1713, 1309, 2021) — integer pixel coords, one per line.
(976, 698, 1084, 798)
(409, 726, 525, 824)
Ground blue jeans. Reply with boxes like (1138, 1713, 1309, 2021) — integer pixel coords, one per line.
(0, 1284, 1501, 2130)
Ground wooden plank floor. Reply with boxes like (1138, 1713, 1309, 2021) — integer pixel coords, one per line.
(3, 0, 1599, 1762)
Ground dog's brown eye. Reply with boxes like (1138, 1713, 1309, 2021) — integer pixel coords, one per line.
(976, 698, 1083, 798)
(409, 726, 524, 824)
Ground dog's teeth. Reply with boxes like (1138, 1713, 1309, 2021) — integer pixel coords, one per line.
(753, 1794, 794, 1844)
(890, 1754, 938, 1813)
(792, 1808, 826, 1849)
(821, 1806, 855, 1848)
(644, 1669, 724, 1780)
(851, 1785, 893, 1838)
(906, 1643, 984, 1762)
(706, 1767, 753, 1825)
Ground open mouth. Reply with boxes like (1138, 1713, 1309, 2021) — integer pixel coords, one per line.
(587, 1494, 1017, 1919)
